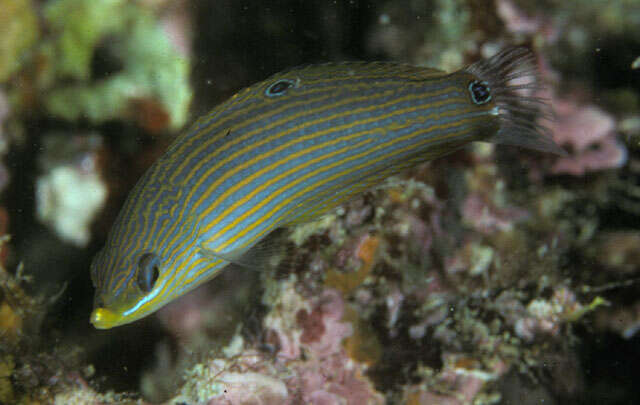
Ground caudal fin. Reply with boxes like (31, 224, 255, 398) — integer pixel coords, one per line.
(465, 47, 566, 156)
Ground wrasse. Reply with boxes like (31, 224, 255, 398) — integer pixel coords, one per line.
(90, 47, 563, 329)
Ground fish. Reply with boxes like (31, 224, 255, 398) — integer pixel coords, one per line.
(90, 47, 564, 329)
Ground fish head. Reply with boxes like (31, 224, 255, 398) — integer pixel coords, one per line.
(90, 236, 227, 329)
(89, 178, 226, 329)
(90, 242, 167, 329)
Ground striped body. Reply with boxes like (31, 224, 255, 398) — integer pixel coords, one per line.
(91, 52, 550, 329)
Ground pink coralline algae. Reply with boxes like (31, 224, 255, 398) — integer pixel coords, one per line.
(460, 159, 530, 235)
(272, 287, 384, 405)
(496, 0, 627, 177)
(177, 282, 384, 404)
(549, 97, 627, 176)
(461, 194, 529, 235)
(496, 0, 559, 42)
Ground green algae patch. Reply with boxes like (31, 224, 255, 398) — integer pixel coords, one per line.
(44, 0, 127, 81)
(41, 0, 192, 130)
(0, 0, 39, 82)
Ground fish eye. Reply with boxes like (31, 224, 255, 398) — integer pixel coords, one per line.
(469, 80, 491, 105)
(265, 79, 295, 97)
(137, 253, 160, 293)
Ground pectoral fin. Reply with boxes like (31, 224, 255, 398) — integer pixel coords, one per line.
(198, 244, 254, 267)
(198, 229, 289, 271)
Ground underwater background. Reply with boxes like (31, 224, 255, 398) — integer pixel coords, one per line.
(0, 0, 639, 403)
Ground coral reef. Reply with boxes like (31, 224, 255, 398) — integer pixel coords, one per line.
(169, 279, 384, 404)
(41, 0, 193, 131)
(0, 0, 638, 403)
(549, 98, 627, 175)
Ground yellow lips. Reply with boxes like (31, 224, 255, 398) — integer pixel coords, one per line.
(90, 307, 120, 329)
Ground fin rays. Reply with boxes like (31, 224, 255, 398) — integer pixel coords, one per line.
(465, 47, 566, 155)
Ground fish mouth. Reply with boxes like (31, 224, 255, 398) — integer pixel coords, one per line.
(90, 307, 121, 329)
